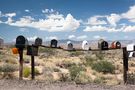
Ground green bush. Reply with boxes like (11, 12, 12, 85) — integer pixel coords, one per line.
(85, 55, 97, 66)
(2, 64, 17, 73)
(95, 52, 104, 60)
(70, 51, 84, 57)
(91, 60, 115, 74)
(35, 68, 40, 75)
(75, 71, 92, 84)
(23, 67, 31, 78)
(23, 67, 40, 78)
(93, 76, 106, 84)
(68, 64, 86, 81)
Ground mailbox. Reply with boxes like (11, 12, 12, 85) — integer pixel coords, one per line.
(67, 41, 73, 50)
(35, 37, 42, 46)
(126, 44, 135, 58)
(15, 35, 26, 49)
(82, 40, 89, 50)
(127, 44, 135, 51)
(98, 39, 108, 50)
(27, 45, 38, 56)
(50, 39, 58, 48)
(111, 41, 121, 49)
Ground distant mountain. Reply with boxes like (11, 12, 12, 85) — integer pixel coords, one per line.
(3, 39, 135, 47)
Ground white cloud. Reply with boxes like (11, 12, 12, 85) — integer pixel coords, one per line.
(122, 5, 135, 22)
(123, 25, 135, 32)
(83, 25, 123, 32)
(7, 13, 80, 32)
(25, 9, 30, 12)
(5, 13, 16, 17)
(27, 36, 37, 41)
(77, 35, 87, 40)
(93, 35, 106, 39)
(107, 14, 121, 26)
(83, 25, 107, 32)
(5, 17, 14, 24)
(3, 13, 16, 24)
(42, 9, 49, 13)
(68, 35, 76, 39)
(42, 9, 57, 14)
(9, 16, 34, 27)
(88, 15, 107, 25)
(45, 36, 58, 40)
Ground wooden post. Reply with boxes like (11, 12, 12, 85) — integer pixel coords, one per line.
(31, 54, 35, 80)
(123, 47, 128, 84)
(19, 49, 23, 80)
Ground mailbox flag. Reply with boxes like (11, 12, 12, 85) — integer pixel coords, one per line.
(12, 48, 19, 54)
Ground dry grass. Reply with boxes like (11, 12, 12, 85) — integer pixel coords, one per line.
(0, 47, 135, 85)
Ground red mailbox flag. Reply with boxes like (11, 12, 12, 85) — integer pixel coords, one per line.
(12, 48, 19, 54)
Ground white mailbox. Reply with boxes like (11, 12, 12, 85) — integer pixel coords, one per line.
(126, 44, 135, 57)
(127, 44, 135, 51)
(82, 40, 89, 50)
(67, 41, 73, 50)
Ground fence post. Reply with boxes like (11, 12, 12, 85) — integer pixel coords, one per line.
(31, 55, 35, 80)
(19, 49, 23, 80)
(122, 47, 128, 84)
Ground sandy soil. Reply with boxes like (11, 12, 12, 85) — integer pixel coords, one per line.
(0, 79, 135, 90)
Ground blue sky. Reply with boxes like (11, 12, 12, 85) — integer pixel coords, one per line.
(0, 0, 135, 42)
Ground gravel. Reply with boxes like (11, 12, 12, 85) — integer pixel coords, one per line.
(0, 79, 135, 90)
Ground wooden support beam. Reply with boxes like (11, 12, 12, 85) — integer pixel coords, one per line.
(19, 49, 23, 80)
(122, 47, 128, 84)
(31, 55, 35, 80)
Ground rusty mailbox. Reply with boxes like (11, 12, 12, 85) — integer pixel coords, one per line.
(50, 39, 58, 48)
(111, 41, 121, 49)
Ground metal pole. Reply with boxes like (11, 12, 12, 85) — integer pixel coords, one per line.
(19, 49, 23, 80)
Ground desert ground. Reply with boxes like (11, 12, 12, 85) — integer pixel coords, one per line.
(0, 46, 135, 90)
(0, 79, 135, 90)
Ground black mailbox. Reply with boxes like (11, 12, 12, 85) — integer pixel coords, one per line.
(35, 37, 42, 46)
(27, 45, 38, 56)
(15, 35, 26, 49)
(50, 39, 58, 48)
(98, 39, 108, 50)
